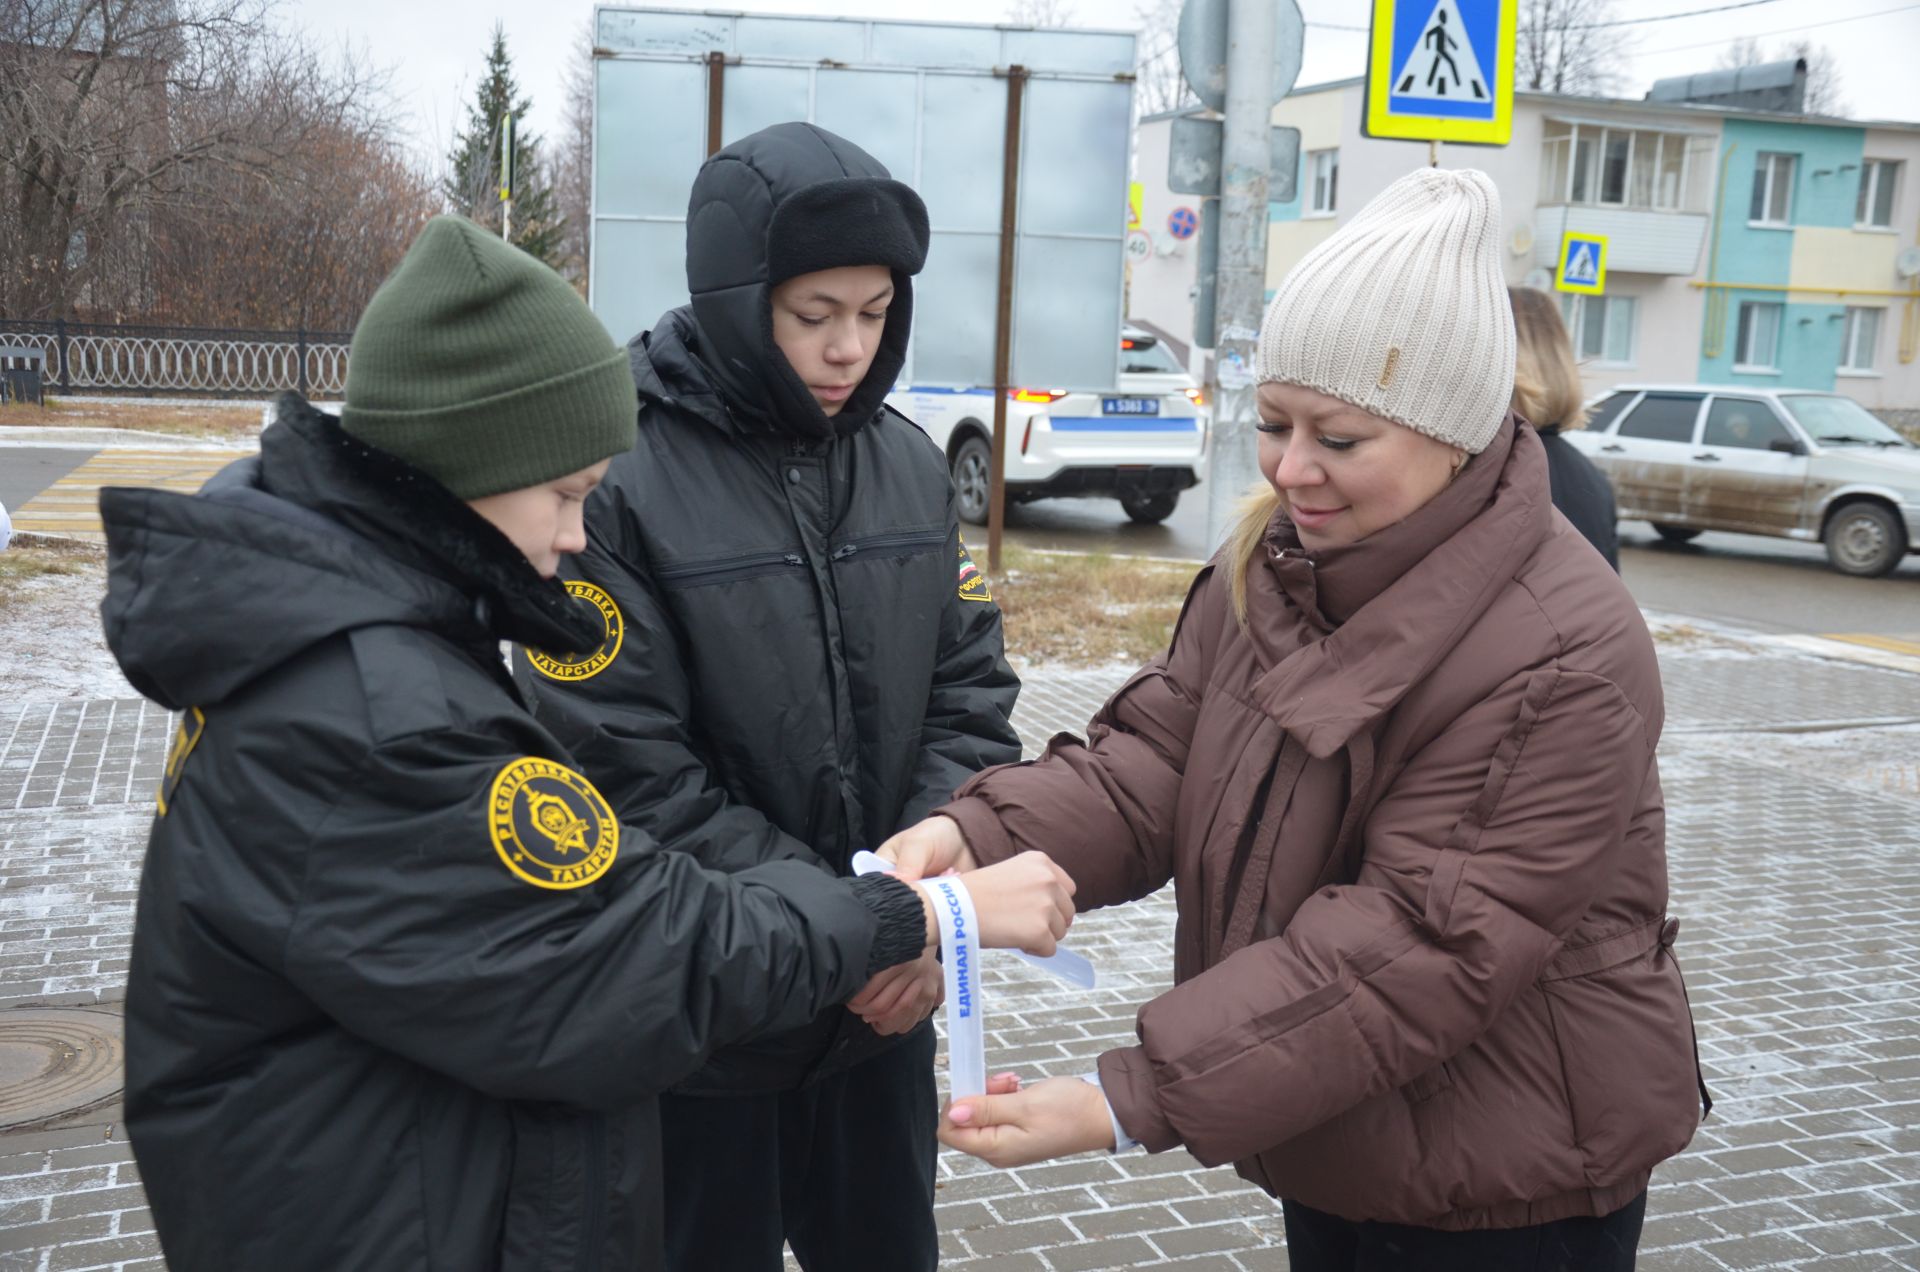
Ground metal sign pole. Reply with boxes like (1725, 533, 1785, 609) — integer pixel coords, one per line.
(1201, 0, 1276, 554)
(988, 65, 1027, 576)
(499, 114, 515, 243)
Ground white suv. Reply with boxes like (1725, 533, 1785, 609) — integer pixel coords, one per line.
(888, 327, 1207, 525)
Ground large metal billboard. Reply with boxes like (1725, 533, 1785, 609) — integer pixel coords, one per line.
(589, 7, 1135, 392)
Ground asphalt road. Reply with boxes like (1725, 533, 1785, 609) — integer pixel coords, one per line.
(992, 482, 1920, 640)
(6, 446, 1913, 639)
(0, 446, 91, 515)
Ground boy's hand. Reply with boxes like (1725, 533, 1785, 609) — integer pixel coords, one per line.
(961, 851, 1075, 955)
(847, 948, 943, 1035)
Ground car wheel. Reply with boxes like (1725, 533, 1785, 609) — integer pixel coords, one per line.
(952, 435, 992, 526)
(1823, 502, 1905, 577)
(1652, 523, 1701, 544)
(1120, 491, 1179, 525)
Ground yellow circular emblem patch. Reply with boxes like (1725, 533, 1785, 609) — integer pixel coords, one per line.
(488, 757, 620, 890)
(526, 580, 623, 682)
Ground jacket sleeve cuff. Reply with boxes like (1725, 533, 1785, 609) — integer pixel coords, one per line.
(935, 798, 1016, 867)
(848, 873, 928, 978)
(1098, 1046, 1181, 1154)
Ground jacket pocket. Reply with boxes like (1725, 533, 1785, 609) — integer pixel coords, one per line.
(1541, 918, 1702, 1183)
(656, 549, 806, 590)
(500, 1104, 599, 1272)
(828, 527, 947, 564)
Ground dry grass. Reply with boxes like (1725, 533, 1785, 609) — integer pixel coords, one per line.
(0, 543, 96, 615)
(992, 546, 1198, 666)
(0, 397, 260, 440)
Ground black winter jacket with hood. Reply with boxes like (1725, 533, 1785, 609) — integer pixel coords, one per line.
(514, 123, 1021, 1093)
(101, 398, 930, 1272)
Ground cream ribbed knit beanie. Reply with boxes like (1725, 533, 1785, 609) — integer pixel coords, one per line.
(1257, 167, 1514, 455)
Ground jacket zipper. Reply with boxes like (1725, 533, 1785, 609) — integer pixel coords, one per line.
(829, 529, 949, 563)
(578, 1116, 607, 1272)
(655, 549, 805, 588)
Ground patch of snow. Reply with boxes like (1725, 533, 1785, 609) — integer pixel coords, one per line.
(0, 563, 138, 702)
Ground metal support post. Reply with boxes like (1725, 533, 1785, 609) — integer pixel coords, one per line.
(988, 65, 1027, 576)
(55, 318, 71, 393)
(297, 329, 308, 396)
(1201, 0, 1276, 554)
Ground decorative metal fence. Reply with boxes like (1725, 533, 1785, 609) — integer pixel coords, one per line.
(0, 319, 352, 397)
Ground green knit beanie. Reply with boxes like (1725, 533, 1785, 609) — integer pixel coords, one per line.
(340, 215, 636, 500)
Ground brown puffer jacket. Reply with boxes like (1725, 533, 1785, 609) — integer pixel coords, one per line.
(942, 418, 1707, 1230)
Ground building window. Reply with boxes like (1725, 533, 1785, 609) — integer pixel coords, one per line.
(1735, 301, 1783, 370)
(1540, 123, 1702, 211)
(1600, 131, 1631, 205)
(1561, 294, 1636, 365)
(1856, 160, 1899, 229)
(1840, 307, 1882, 372)
(1749, 153, 1795, 225)
(1308, 149, 1338, 215)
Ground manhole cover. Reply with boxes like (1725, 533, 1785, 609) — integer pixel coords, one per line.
(0, 1007, 124, 1129)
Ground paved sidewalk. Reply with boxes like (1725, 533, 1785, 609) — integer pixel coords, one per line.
(3, 635, 1919, 1270)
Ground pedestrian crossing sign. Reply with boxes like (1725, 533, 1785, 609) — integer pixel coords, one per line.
(1555, 231, 1608, 295)
(1365, 0, 1516, 146)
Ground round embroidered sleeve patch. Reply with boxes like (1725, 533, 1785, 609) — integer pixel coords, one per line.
(488, 757, 620, 890)
(525, 580, 624, 681)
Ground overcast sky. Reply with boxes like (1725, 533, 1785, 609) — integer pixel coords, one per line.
(281, 0, 1920, 172)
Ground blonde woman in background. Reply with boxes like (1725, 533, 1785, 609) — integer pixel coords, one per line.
(1510, 286, 1620, 570)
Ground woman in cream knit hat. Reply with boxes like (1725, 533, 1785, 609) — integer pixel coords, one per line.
(882, 167, 1708, 1270)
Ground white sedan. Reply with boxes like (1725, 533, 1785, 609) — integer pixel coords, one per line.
(889, 327, 1207, 525)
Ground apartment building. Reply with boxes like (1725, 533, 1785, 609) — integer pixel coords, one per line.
(1129, 77, 1920, 413)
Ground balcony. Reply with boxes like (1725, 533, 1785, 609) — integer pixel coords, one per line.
(1532, 205, 1710, 276)
(1534, 118, 1715, 276)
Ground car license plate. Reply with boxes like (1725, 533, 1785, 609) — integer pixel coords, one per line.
(1102, 397, 1160, 416)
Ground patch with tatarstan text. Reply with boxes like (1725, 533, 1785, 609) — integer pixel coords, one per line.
(488, 757, 620, 890)
(957, 539, 991, 603)
(525, 580, 624, 682)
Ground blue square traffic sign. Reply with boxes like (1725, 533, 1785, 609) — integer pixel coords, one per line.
(1365, 0, 1516, 146)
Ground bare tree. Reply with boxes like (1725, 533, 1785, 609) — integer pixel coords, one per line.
(0, 0, 381, 319)
(1515, 0, 1632, 97)
(1003, 0, 1074, 28)
(551, 18, 594, 293)
(1717, 36, 1848, 117)
(1132, 0, 1192, 118)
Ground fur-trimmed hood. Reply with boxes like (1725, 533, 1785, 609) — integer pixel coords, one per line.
(100, 394, 603, 711)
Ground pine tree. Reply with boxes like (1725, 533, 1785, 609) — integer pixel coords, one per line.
(444, 24, 564, 266)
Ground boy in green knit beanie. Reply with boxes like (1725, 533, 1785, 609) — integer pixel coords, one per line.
(98, 213, 1076, 1271)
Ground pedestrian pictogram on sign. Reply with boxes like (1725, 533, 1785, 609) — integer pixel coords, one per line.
(1393, 1, 1488, 102)
(1365, 0, 1516, 147)
(1554, 231, 1608, 295)
(1168, 206, 1199, 240)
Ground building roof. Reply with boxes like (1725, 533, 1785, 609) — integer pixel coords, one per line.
(1138, 74, 1920, 136)
(1647, 59, 1805, 103)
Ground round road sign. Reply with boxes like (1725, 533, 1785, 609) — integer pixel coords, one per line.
(1126, 230, 1153, 263)
(1167, 206, 1199, 241)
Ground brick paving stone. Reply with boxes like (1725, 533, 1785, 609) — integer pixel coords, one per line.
(10, 647, 1920, 1270)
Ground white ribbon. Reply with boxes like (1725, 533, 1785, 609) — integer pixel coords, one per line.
(852, 850, 1096, 1101)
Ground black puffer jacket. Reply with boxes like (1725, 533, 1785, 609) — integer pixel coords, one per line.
(101, 398, 928, 1272)
(1538, 424, 1621, 571)
(515, 124, 1021, 1093)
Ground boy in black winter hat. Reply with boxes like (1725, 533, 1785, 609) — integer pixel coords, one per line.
(515, 122, 1022, 1270)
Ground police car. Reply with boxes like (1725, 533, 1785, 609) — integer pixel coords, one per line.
(889, 327, 1207, 525)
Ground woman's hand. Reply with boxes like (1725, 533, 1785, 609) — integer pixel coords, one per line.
(938, 1075, 1117, 1168)
(876, 815, 977, 879)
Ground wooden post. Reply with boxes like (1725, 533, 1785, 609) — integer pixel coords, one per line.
(988, 65, 1027, 576)
(706, 52, 726, 157)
